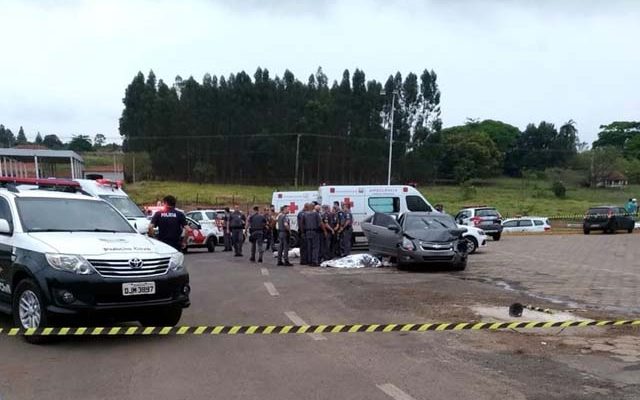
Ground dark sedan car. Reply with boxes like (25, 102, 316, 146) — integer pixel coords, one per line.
(362, 212, 468, 270)
(583, 206, 635, 234)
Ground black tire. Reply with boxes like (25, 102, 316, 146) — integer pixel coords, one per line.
(206, 237, 216, 252)
(182, 246, 189, 254)
(492, 233, 501, 241)
(464, 236, 478, 254)
(583, 228, 590, 235)
(452, 258, 467, 271)
(139, 306, 183, 327)
(628, 228, 634, 234)
(13, 279, 52, 344)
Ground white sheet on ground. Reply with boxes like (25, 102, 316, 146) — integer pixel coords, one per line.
(320, 254, 382, 268)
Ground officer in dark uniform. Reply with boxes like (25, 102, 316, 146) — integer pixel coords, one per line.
(148, 195, 188, 251)
(263, 207, 275, 253)
(333, 201, 344, 257)
(339, 202, 354, 257)
(276, 205, 293, 266)
(222, 207, 232, 251)
(302, 204, 322, 266)
(297, 204, 309, 265)
(247, 206, 267, 263)
(229, 206, 246, 257)
(321, 205, 335, 262)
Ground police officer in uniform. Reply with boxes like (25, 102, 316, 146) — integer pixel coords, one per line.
(333, 201, 344, 257)
(247, 206, 267, 263)
(302, 204, 322, 266)
(321, 205, 335, 262)
(297, 203, 309, 265)
(263, 207, 275, 253)
(339, 202, 354, 257)
(229, 206, 246, 257)
(277, 205, 293, 266)
(222, 207, 232, 251)
(148, 195, 188, 251)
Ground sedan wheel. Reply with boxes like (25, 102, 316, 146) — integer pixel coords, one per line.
(464, 237, 477, 254)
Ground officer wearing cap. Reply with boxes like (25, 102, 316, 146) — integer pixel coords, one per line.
(333, 201, 344, 257)
(302, 203, 322, 266)
(229, 205, 246, 257)
(148, 195, 188, 251)
(247, 206, 267, 263)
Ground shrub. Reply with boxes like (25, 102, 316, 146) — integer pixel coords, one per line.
(552, 180, 566, 198)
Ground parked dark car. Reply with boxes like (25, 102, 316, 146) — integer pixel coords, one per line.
(362, 212, 468, 270)
(583, 206, 635, 234)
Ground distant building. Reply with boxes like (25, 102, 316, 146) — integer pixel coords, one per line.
(0, 148, 84, 179)
(598, 171, 628, 189)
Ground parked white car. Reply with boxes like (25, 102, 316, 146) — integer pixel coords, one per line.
(459, 224, 488, 254)
(501, 217, 551, 233)
(185, 209, 224, 245)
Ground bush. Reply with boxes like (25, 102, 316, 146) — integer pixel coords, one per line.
(552, 181, 566, 198)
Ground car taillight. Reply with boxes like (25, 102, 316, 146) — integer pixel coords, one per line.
(471, 216, 482, 226)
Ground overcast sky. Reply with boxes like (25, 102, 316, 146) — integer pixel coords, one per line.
(0, 0, 638, 144)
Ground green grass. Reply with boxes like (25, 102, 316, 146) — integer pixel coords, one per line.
(124, 178, 640, 219)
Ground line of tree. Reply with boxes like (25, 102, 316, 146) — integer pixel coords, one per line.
(119, 68, 592, 185)
(0, 125, 118, 153)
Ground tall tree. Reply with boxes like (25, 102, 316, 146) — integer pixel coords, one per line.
(68, 135, 93, 152)
(0, 125, 16, 147)
(43, 134, 64, 149)
(35, 132, 43, 145)
(16, 126, 28, 145)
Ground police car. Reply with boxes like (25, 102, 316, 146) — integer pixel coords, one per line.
(0, 177, 190, 342)
(75, 178, 150, 234)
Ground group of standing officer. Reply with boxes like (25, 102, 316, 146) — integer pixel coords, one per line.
(297, 201, 353, 266)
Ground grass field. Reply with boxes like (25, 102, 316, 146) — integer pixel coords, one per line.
(124, 178, 640, 219)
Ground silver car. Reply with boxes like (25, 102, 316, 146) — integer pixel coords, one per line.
(362, 212, 468, 270)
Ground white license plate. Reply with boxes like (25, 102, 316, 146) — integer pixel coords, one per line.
(122, 282, 156, 296)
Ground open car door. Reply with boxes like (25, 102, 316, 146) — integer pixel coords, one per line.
(362, 212, 402, 256)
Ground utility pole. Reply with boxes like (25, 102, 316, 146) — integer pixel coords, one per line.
(294, 134, 301, 188)
(387, 91, 396, 186)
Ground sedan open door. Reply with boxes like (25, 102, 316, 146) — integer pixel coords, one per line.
(362, 212, 403, 256)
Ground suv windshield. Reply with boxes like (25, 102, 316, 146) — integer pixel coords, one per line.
(17, 198, 136, 233)
(405, 215, 457, 231)
(587, 208, 610, 216)
(99, 195, 145, 218)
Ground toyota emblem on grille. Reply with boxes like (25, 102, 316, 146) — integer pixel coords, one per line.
(129, 258, 144, 269)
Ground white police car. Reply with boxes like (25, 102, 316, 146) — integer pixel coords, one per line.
(0, 178, 190, 343)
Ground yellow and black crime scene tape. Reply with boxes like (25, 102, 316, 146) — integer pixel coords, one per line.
(3, 319, 639, 337)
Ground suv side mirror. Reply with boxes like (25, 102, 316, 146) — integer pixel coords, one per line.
(387, 224, 400, 233)
(0, 219, 11, 235)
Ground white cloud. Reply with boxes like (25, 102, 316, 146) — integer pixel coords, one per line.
(0, 0, 638, 142)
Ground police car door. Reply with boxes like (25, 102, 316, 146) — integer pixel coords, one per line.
(0, 196, 14, 303)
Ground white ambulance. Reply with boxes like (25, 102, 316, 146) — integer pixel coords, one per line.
(271, 185, 434, 246)
(75, 178, 150, 234)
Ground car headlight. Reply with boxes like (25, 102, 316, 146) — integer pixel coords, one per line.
(45, 254, 94, 275)
(169, 252, 185, 272)
(478, 230, 486, 236)
(401, 237, 416, 251)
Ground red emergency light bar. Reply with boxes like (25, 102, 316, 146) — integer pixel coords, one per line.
(0, 177, 81, 188)
(96, 178, 122, 189)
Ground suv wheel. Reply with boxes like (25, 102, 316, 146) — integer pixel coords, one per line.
(583, 228, 590, 235)
(139, 306, 182, 327)
(13, 279, 52, 344)
(206, 237, 216, 252)
(464, 237, 478, 254)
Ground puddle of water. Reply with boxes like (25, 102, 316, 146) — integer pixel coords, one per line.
(471, 305, 592, 323)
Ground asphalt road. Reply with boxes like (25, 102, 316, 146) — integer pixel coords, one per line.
(0, 236, 639, 400)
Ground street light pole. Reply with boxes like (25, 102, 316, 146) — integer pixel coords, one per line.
(387, 91, 396, 185)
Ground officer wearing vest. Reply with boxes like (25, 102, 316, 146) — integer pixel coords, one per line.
(297, 204, 309, 265)
(339, 202, 353, 257)
(247, 206, 267, 263)
(321, 204, 335, 262)
(229, 206, 246, 257)
(148, 195, 188, 251)
(277, 205, 293, 266)
(222, 207, 232, 252)
(302, 204, 322, 266)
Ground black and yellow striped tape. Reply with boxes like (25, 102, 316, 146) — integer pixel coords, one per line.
(4, 319, 639, 336)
